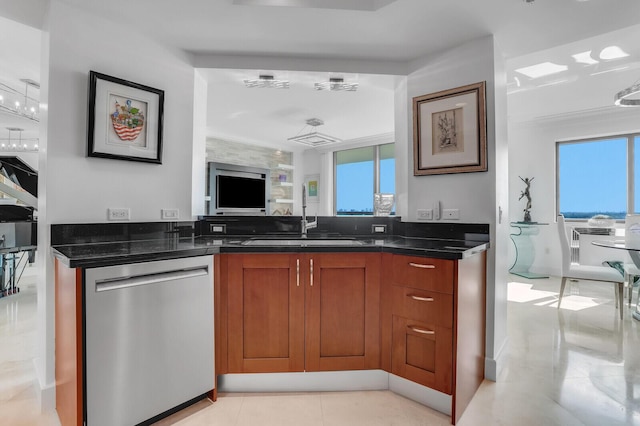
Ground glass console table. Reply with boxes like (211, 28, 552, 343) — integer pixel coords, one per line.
(592, 239, 640, 321)
(510, 222, 549, 279)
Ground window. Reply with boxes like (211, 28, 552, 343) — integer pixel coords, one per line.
(556, 134, 640, 219)
(335, 143, 395, 215)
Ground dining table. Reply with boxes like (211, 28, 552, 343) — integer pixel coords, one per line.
(592, 239, 640, 321)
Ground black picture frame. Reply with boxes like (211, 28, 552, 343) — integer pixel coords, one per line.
(87, 71, 164, 164)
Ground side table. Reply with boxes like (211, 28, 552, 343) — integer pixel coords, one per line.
(510, 222, 549, 279)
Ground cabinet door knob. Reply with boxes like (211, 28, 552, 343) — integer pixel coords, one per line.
(408, 326, 435, 335)
(408, 294, 434, 302)
(408, 262, 435, 269)
(296, 259, 300, 287)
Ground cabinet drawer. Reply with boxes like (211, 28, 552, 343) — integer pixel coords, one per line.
(391, 315, 452, 395)
(392, 286, 453, 329)
(391, 255, 454, 294)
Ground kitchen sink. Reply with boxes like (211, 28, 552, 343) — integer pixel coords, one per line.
(242, 238, 365, 247)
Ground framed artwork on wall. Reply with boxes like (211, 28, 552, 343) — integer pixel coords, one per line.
(87, 71, 164, 164)
(413, 81, 487, 176)
(304, 174, 319, 203)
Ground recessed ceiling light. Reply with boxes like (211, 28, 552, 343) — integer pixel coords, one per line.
(515, 62, 568, 79)
(572, 50, 599, 65)
(599, 46, 629, 60)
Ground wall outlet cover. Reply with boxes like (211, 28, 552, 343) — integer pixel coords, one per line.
(161, 209, 180, 220)
(417, 209, 433, 220)
(108, 208, 130, 221)
(443, 209, 460, 220)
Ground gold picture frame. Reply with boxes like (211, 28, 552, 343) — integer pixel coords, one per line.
(413, 81, 487, 176)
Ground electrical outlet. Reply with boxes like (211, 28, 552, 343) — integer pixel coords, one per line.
(108, 208, 130, 221)
(371, 224, 387, 234)
(443, 209, 460, 220)
(161, 209, 179, 220)
(417, 209, 433, 220)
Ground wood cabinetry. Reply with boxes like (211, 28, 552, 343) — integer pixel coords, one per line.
(220, 252, 381, 374)
(381, 252, 486, 424)
(389, 255, 455, 394)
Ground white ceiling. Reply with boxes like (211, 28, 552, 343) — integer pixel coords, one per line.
(1, 0, 640, 152)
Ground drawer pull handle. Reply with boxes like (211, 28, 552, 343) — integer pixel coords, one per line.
(409, 262, 435, 269)
(408, 294, 434, 302)
(409, 326, 435, 335)
(296, 259, 300, 287)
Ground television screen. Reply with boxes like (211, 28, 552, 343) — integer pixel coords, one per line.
(217, 175, 266, 209)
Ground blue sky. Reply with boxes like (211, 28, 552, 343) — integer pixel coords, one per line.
(558, 137, 627, 215)
(336, 159, 395, 212)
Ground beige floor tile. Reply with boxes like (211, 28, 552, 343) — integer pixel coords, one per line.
(234, 393, 323, 426)
(4, 272, 640, 425)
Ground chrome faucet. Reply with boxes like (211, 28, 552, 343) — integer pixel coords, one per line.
(301, 184, 317, 237)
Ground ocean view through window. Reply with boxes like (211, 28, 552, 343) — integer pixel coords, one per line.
(557, 134, 640, 219)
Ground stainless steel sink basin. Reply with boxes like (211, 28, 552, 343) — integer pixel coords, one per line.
(242, 238, 364, 247)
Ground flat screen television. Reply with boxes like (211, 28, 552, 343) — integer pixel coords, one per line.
(207, 162, 270, 215)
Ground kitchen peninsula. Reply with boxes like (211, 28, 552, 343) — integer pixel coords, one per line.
(52, 216, 489, 425)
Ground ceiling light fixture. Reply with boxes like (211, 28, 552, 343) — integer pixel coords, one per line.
(287, 118, 342, 147)
(614, 78, 640, 107)
(515, 62, 568, 79)
(599, 45, 629, 60)
(314, 77, 358, 92)
(0, 127, 39, 151)
(243, 74, 290, 89)
(572, 50, 599, 65)
(0, 79, 40, 122)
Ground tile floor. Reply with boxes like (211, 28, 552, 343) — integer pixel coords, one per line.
(1, 272, 639, 425)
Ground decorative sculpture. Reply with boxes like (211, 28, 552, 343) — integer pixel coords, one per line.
(519, 176, 534, 222)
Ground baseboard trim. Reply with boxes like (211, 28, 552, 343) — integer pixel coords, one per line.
(388, 374, 451, 416)
(219, 370, 451, 418)
(33, 358, 57, 413)
(484, 337, 508, 381)
(219, 370, 389, 393)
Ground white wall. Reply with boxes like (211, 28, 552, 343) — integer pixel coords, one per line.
(36, 0, 201, 409)
(509, 107, 640, 277)
(399, 36, 508, 379)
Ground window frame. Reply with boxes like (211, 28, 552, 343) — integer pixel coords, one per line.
(556, 132, 639, 221)
(333, 142, 395, 216)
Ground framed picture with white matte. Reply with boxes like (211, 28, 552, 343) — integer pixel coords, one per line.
(413, 81, 487, 176)
(87, 71, 164, 164)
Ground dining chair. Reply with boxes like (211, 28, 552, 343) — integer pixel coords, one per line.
(557, 214, 625, 319)
(624, 264, 640, 307)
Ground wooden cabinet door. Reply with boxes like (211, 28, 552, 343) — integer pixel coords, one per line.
(227, 254, 305, 373)
(391, 315, 452, 394)
(304, 253, 381, 371)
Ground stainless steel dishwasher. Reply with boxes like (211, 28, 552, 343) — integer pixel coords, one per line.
(84, 255, 214, 426)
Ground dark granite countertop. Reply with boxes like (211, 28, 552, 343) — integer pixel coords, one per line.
(52, 234, 489, 269)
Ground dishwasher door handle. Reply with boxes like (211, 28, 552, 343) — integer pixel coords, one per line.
(95, 266, 209, 292)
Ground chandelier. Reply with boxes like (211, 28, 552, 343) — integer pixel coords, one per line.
(287, 118, 342, 147)
(0, 79, 40, 122)
(314, 77, 358, 92)
(243, 74, 290, 89)
(0, 127, 39, 152)
(614, 78, 640, 107)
